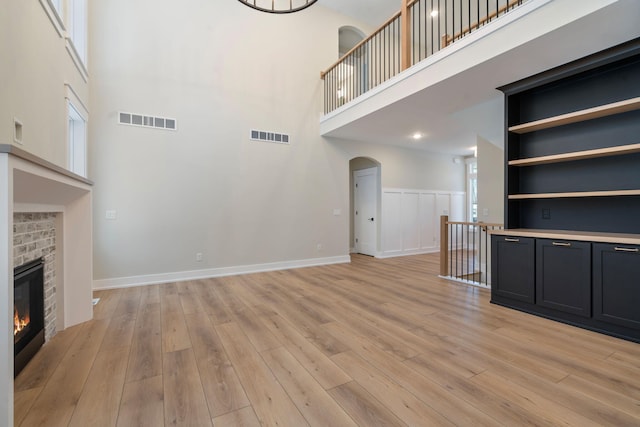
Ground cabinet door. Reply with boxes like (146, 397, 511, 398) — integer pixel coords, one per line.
(593, 243, 640, 330)
(491, 235, 535, 303)
(536, 239, 591, 317)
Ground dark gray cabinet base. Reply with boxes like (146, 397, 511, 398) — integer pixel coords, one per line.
(491, 235, 640, 343)
(536, 239, 591, 318)
(492, 236, 535, 303)
(593, 243, 640, 330)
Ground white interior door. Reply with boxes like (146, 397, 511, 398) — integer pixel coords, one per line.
(354, 167, 378, 256)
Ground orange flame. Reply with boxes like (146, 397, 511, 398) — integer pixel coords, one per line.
(14, 306, 30, 336)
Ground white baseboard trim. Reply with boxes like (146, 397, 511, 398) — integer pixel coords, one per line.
(93, 255, 351, 290)
(376, 248, 439, 259)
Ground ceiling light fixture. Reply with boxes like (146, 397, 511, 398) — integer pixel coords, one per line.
(412, 132, 423, 140)
(237, 0, 318, 14)
(430, 10, 439, 18)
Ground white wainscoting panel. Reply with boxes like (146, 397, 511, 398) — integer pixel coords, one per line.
(381, 191, 403, 255)
(450, 192, 466, 221)
(402, 192, 421, 251)
(381, 188, 465, 258)
(419, 192, 436, 251)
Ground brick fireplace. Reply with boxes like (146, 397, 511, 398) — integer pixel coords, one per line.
(13, 213, 58, 342)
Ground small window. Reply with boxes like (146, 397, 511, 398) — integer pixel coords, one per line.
(39, 0, 66, 37)
(68, 0, 87, 65)
(51, 0, 62, 15)
(467, 159, 478, 222)
(68, 104, 87, 177)
(66, 85, 88, 178)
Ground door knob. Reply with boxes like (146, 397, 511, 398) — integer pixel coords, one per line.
(368, 217, 374, 222)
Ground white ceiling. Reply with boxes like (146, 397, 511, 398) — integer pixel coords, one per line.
(317, 0, 640, 156)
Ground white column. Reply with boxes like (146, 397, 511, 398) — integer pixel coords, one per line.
(62, 191, 93, 327)
(0, 154, 14, 427)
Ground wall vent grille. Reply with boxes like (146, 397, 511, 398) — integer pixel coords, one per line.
(119, 112, 177, 131)
(250, 129, 290, 145)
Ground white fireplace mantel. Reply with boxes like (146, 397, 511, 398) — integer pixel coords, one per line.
(1, 144, 93, 426)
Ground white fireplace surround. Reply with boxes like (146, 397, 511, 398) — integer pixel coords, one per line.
(0, 145, 93, 426)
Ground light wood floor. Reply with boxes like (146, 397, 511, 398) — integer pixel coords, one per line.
(14, 253, 640, 426)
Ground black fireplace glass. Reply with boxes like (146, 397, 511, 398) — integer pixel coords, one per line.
(14, 279, 32, 344)
(14, 258, 45, 376)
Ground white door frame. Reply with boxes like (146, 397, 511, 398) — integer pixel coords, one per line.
(353, 166, 379, 256)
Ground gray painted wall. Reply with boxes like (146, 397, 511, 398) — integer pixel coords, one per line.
(89, 1, 466, 282)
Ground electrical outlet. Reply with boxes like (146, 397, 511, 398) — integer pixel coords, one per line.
(316, 243, 322, 251)
(196, 252, 203, 262)
(542, 208, 551, 219)
(105, 210, 117, 220)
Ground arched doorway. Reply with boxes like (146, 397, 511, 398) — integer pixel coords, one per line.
(349, 157, 381, 256)
(339, 26, 366, 56)
(338, 26, 368, 106)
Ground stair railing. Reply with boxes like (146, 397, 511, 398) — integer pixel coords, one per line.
(439, 215, 503, 288)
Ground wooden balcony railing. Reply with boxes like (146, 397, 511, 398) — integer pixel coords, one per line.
(439, 0, 523, 48)
(321, 0, 528, 114)
(321, 12, 402, 113)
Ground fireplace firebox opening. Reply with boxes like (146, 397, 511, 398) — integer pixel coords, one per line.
(14, 258, 45, 377)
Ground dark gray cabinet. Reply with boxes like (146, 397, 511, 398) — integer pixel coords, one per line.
(536, 239, 591, 317)
(593, 243, 640, 330)
(491, 235, 535, 303)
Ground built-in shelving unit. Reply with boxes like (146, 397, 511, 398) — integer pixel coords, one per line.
(508, 97, 640, 134)
(499, 38, 640, 233)
(492, 38, 640, 343)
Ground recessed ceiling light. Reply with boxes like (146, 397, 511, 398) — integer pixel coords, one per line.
(430, 10, 439, 18)
(412, 132, 423, 140)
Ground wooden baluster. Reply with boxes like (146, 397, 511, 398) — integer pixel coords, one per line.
(401, 0, 411, 70)
(440, 215, 449, 277)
